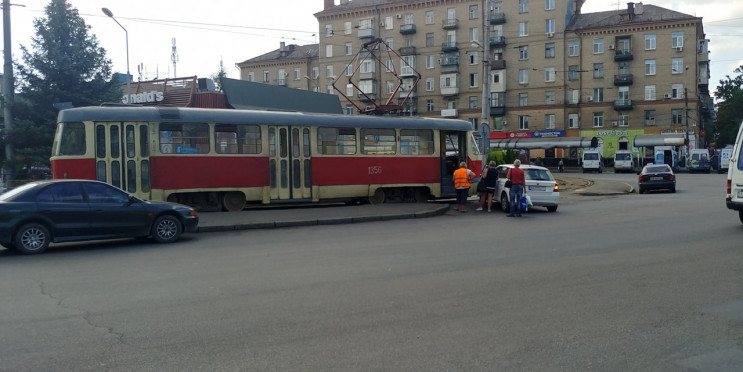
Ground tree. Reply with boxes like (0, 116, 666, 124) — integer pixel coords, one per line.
(211, 58, 228, 93)
(4, 0, 121, 176)
(713, 65, 743, 147)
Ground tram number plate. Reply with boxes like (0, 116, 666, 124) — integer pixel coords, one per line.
(650, 176, 663, 181)
(368, 166, 382, 175)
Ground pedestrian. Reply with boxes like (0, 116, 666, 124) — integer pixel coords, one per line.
(506, 159, 526, 217)
(453, 161, 476, 212)
(477, 160, 498, 212)
(558, 158, 565, 173)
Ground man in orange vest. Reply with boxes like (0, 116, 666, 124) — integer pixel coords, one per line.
(452, 162, 475, 212)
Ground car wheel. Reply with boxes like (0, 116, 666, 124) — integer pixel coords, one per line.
(500, 193, 510, 213)
(670, 187, 676, 193)
(638, 187, 644, 194)
(152, 215, 182, 243)
(15, 223, 50, 255)
(547, 206, 558, 212)
(739, 210, 743, 224)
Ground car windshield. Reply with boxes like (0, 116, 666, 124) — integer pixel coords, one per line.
(646, 166, 670, 173)
(584, 153, 599, 160)
(524, 169, 553, 181)
(615, 153, 631, 160)
(0, 182, 41, 201)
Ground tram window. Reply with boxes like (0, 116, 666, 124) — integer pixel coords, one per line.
(126, 160, 136, 193)
(96, 161, 107, 182)
(141, 160, 151, 192)
(400, 129, 434, 155)
(57, 122, 86, 156)
(303, 129, 310, 157)
(159, 122, 209, 154)
(361, 128, 396, 155)
(95, 125, 106, 158)
(214, 124, 261, 154)
(110, 126, 120, 158)
(292, 128, 300, 158)
(125, 125, 135, 158)
(318, 127, 357, 155)
(139, 126, 149, 157)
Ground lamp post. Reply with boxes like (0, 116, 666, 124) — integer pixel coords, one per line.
(102, 7, 130, 103)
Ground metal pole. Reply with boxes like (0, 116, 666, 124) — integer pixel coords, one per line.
(3, 0, 15, 162)
(102, 8, 131, 103)
(480, 4, 490, 165)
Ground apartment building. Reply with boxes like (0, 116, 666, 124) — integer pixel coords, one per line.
(236, 42, 320, 92)
(237, 0, 711, 160)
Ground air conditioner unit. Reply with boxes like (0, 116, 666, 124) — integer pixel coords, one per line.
(663, 93, 672, 99)
(547, 32, 554, 38)
(611, 121, 619, 127)
(396, 14, 402, 19)
(608, 44, 615, 50)
(586, 96, 594, 102)
(675, 46, 683, 52)
(503, 120, 508, 126)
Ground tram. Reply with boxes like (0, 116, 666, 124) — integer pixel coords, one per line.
(51, 106, 482, 211)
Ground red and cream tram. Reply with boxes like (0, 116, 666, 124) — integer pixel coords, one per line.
(51, 106, 482, 211)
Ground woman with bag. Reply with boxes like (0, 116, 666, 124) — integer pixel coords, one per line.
(506, 159, 526, 217)
(477, 161, 498, 212)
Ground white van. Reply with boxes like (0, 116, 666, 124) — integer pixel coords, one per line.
(582, 150, 603, 173)
(719, 145, 734, 173)
(613, 151, 634, 173)
(688, 149, 711, 173)
(726, 121, 743, 223)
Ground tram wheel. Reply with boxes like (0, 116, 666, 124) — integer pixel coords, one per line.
(222, 191, 246, 212)
(368, 188, 386, 204)
(413, 188, 430, 203)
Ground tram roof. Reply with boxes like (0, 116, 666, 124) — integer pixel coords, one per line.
(57, 106, 474, 131)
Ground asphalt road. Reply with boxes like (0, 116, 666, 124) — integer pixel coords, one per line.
(1, 173, 741, 371)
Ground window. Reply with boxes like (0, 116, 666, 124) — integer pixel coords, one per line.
(519, 115, 529, 130)
(426, 32, 434, 47)
(469, 4, 479, 19)
(618, 112, 629, 126)
(385, 38, 394, 50)
(519, 92, 528, 106)
(312, 67, 319, 79)
(519, 46, 529, 60)
(345, 42, 353, 55)
(672, 109, 683, 125)
(262, 71, 269, 83)
(469, 96, 478, 109)
(325, 24, 333, 37)
(385, 59, 394, 72)
(519, 0, 529, 13)
(426, 55, 435, 69)
(568, 40, 579, 56)
(345, 84, 353, 97)
(247, 72, 254, 82)
(545, 67, 555, 82)
(568, 65, 579, 80)
(425, 11, 434, 24)
(401, 55, 415, 76)
(645, 110, 656, 125)
(344, 21, 352, 35)
(593, 88, 604, 102)
(672, 83, 684, 99)
(593, 112, 604, 128)
(215, 124, 262, 154)
(545, 42, 555, 58)
(360, 59, 375, 74)
(469, 51, 478, 65)
(568, 113, 579, 128)
(545, 91, 555, 105)
(672, 31, 684, 48)
(469, 27, 479, 42)
(426, 99, 434, 112)
(293, 68, 301, 80)
(57, 122, 86, 156)
(519, 22, 529, 36)
(318, 127, 356, 155)
(593, 63, 604, 78)
(386, 81, 395, 94)
(326, 65, 334, 79)
(645, 34, 656, 50)
(672, 58, 684, 74)
(36, 183, 85, 203)
(519, 69, 529, 84)
(326, 44, 333, 58)
(545, 0, 555, 10)
(593, 38, 604, 53)
(426, 78, 434, 91)
(346, 63, 354, 76)
(645, 59, 656, 75)
(400, 129, 434, 155)
(469, 73, 478, 88)
(384, 16, 393, 30)
(361, 128, 396, 155)
(544, 114, 555, 129)
(645, 85, 656, 100)
(545, 19, 555, 34)
(159, 122, 210, 154)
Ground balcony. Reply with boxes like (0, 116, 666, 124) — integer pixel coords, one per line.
(358, 27, 375, 39)
(440, 86, 459, 96)
(442, 18, 458, 29)
(441, 108, 458, 118)
(440, 53, 460, 73)
(489, 105, 506, 116)
(490, 59, 506, 70)
(399, 24, 416, 35)
(441, 41, 459, 52)
(399, 46, 416, 56)
(358, 92, 377, 102)
(274, 79, 287, 86)
(614, 48, 634, 61)
(488, 11, 506, 25)
(399, 87, 416, 99)
(613, 99, 633, 111)
(613, 74, 634, 86)
(489, 36, 506, 48)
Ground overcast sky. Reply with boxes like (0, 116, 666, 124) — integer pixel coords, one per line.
(3, 0, 741, 95)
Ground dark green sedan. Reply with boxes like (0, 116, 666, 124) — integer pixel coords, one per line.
(0, 179, 198, 254)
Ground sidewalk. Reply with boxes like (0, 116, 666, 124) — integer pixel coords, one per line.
(196, 177, 633, 233)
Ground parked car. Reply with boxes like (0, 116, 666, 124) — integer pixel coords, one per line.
(496, 164, 559, 212)
(0, 180, 199, 254)
(638, 164, 676, 194)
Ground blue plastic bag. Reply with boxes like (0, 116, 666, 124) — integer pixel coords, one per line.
(521, 195, 528, 212)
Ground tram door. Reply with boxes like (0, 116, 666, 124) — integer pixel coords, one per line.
(94, 122, 152, 200)
(268, 126, 312, 201)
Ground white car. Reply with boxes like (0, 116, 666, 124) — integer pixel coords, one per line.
(496, 164, 560, 213)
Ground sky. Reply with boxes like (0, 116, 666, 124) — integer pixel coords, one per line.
(2, 0, 742, 95)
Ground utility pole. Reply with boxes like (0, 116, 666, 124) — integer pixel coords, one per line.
(3, 0, 15, 164)
(479, 2, 491, 164)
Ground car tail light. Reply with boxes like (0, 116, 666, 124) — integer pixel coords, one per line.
(728, 179, 732, 195)
(553, 184, 559, 192)
(669, 174, 674, 180)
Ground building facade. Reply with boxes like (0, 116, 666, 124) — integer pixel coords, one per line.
(236, 42, 321, 92)
(237, 0, 712, 161)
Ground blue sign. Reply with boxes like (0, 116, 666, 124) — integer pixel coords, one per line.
(532, 130, 565, 138)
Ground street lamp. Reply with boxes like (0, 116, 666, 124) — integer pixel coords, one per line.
(102, 7, 130, 103)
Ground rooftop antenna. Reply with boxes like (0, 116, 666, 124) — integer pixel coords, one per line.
(171, 37, 179, 78)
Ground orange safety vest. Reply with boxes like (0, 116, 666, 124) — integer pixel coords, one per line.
(453, 167, 472, 189)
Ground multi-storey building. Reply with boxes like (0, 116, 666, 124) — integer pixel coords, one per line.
(237, 0, 712, 161)
(236, 42, 320, 92)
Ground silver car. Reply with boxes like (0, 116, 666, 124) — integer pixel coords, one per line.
(496, 164, 560, 213)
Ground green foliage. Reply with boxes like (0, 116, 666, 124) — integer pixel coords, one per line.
(211, 59, 228, 93)
(490, 148, 518, 166)
(714, 65, 743, 147)
(4, 0, 121, 175)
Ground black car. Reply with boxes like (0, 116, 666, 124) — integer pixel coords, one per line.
(0, 180, 199, 254)
(638, 164, 676, 194)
